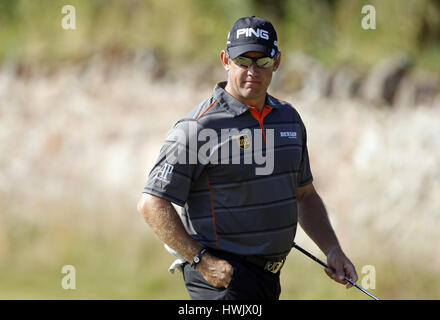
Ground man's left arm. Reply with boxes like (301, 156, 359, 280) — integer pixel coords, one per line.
(296, 182, 358, 288)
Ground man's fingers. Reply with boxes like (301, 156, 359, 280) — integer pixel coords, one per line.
(343, 262, 358, 289)
(222, 269, 234, 288)
(324, 267, 348, 285)
(199, 256, 234, 288)
(334, 262, 346, 283)
(327, 263, 358, 288)
(324, 267, 344, 283)
(324, 267, 334, 280)
(326, 249, 359, 288)
(346, 263, 358, 283)
(209, 271, 232, 288)
(223, 263, 234, 287)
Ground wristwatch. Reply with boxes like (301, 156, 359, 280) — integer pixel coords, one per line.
(191, 248, 207, 268)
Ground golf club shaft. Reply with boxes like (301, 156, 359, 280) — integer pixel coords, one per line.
(292, 242, 380, 300)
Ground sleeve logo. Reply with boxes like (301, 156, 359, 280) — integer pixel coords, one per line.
(156, 163, 174, 183)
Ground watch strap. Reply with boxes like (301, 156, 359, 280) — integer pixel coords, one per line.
(191, 248, 207, 268)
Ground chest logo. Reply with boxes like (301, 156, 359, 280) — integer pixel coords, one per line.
(280, 131, 297, 139)
(236, 134, 251, 150)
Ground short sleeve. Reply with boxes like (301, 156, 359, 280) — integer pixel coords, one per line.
(297, 119, 313, 186)
(143, 119, 206, 206)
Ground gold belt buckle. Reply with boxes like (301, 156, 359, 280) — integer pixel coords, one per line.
(264, 259, 285, 273)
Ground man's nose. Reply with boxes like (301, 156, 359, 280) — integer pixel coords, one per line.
(247, 62, 260, 75)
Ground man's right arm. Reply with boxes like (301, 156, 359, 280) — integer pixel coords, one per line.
(137, 193, 233, 288)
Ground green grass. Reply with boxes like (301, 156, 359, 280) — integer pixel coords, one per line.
(0, 0, 439, 70)
(0, 226, 189, 299)
(0, 195, 438, 300)
(2, 233, 439, 299)
(1, 202, 439, 300)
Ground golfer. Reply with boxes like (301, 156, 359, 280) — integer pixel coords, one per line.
(137, 16, 358, 300)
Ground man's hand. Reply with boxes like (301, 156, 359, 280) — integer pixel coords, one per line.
(324, 247, 358, 288)
(195, 253, 234, 288)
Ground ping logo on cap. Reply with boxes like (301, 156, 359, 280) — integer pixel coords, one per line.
(236, 28, 270, 40)
(226, 16, 278, 59)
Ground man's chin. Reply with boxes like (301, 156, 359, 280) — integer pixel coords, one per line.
(240, 87, 264, 100)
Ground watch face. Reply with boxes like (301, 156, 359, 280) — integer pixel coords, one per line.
(194, 257, 200, 263)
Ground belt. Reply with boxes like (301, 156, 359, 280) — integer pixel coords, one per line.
(207, 248, 286, 274)
(243, 255, 286, 274)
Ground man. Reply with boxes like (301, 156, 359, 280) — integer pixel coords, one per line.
(137, 16, 358, 300)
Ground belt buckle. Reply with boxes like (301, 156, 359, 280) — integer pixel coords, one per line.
(264, 259, 285, 273)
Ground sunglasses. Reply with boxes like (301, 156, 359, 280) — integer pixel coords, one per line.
(232, 55, 277, 68)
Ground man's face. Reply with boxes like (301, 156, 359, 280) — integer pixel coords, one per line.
(221, 51, 281, 105)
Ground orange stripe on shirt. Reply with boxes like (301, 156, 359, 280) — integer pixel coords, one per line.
(196, 99, 217, 121)
(204, 170, 219, 249)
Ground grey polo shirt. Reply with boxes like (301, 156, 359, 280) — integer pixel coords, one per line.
(143, 81, 313, 259)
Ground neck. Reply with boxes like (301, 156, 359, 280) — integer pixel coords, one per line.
(224, 82, 266, 113)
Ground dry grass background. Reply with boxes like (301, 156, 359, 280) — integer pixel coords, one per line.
(0, 59, 439, 299)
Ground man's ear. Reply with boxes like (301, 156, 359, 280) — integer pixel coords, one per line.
(220, 50, 230, 71)
(273, 51, 281, 72)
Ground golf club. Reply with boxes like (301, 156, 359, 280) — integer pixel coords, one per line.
(292, 242, 380, 300)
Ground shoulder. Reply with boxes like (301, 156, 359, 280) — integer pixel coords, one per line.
(172, 96, 221, 133)
(177, 95, 233, 131)
(267, 94, 304, 123)
(183, 97, 219, 121)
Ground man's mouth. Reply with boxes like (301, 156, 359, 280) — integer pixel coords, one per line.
(243, 80, 261, 85)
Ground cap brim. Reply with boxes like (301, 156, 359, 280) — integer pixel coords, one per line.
(227, 44, 274, 59)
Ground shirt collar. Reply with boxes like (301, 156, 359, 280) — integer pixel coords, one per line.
(212, 81, 278, 117)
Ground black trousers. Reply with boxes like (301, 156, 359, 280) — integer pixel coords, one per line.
(182, 249, 281, 300)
